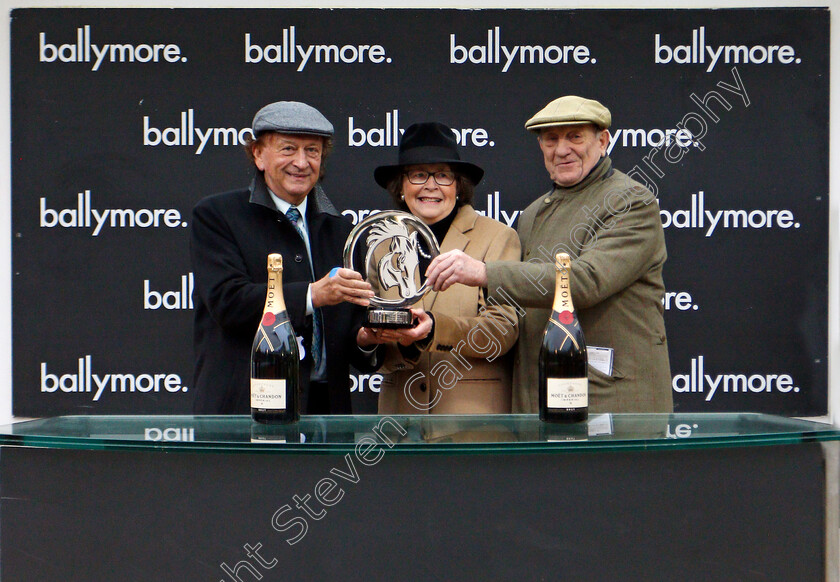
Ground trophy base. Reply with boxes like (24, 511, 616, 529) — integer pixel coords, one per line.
(365, 308, 414, 329)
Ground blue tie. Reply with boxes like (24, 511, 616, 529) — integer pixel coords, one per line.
(285, 206, 304, 237)
(285, 207, 323, 370)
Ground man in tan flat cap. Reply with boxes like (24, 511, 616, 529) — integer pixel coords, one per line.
(426, 95, 673, 414)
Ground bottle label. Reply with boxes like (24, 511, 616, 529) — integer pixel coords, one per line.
(250, 378, 287, 410)
(547, 377, 588, 409)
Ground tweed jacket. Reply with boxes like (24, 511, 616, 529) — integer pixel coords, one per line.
(190, 173, 374, 415)
(485, 157, 673, 413)
(377, 205, 521, 414)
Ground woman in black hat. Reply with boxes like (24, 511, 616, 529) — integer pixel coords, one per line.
(357, 122, 521, 414)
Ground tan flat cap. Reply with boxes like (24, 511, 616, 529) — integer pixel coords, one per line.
(525, 95, 611, 131)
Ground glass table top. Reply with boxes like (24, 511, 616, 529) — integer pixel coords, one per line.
(0, 413, 837, 454)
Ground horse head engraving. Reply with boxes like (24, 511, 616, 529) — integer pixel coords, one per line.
(365, 218, 429, 299)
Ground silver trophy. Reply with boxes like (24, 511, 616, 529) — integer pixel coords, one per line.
(343, 210, 440, 328)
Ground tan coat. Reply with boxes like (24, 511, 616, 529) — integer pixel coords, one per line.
(378, 205, 521, 414)
(486, 157, 673, 413)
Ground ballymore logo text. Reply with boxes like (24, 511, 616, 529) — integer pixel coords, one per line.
(39, 25, 187, 71)
(41, 356, 188, 402)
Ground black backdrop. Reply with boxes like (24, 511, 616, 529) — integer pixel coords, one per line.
(10, 8, 829, 416)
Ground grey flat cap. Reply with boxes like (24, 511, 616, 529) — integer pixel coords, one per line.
(525, 95, 611, 131)
(252, 101, 334, 137)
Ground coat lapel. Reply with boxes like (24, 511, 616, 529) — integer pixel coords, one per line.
(423, 206, 476, 312)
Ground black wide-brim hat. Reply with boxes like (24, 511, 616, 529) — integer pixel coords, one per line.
(374, 122, 484, 188)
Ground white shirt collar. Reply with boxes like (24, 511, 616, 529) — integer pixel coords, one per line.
(268, 190, 309, 222)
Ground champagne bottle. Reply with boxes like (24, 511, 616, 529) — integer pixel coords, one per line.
(539, 253, 588, 423)
(251, 254, 300, 424)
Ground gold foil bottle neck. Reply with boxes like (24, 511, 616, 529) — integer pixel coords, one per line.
(264, 254, 287, 313)
(267, 253, 283, 272)
(555, 252, 571, 272)
(553, 253, 574, 314)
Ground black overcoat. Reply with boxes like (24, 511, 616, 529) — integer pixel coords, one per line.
(190, 174, 371, 414)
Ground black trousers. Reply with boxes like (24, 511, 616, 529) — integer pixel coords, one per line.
(306, 380, 331, 415)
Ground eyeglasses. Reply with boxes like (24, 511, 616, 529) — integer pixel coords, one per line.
(405, 170, 456, 186)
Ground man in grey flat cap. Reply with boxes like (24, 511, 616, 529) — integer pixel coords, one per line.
(191, 101, 376, 415)
(426, 95, 673, 414)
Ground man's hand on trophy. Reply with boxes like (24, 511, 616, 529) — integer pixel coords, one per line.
(311, 268, 374, 308)
(425, 250, 487, 291)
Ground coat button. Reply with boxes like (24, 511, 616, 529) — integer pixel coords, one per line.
(420, 382, 427, 392)
(544, 197, 551, 204)
(295, 254, 304, 263)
